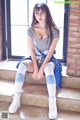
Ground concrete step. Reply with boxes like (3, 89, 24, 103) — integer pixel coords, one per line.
(0, 101, 80, 120)
(0, 60, 80, 89)
(0, 80, 80, 113)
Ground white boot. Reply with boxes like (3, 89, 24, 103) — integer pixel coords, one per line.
(9, 93, 21, 113)
(49, 98, 57, 119)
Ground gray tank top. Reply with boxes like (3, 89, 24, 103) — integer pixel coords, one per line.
(27, 26, 59, 56)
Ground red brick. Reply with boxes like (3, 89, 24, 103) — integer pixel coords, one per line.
(76, 64, 80, 70)
(70, 4, 80, 10)
(77, 39, 80, 44)
(76, 71, 80, 76)
(69, 26, 78, 31)
(68, 48, 77, 53)
(70, 9, 80, 15)
(68, 41, 77, 47)
(67, 68, 76, 76)
(77, 49, 80, 53)
(69, 32, 80, 38)
(67, 54, 80, 60)
(67, 1, 80, 77)
(70, 20, 80, 26)
(77, 27, 80, 32)
(68, 42, 80, 48)
(70, 15, 79, 20)
(76, 44, 80, 48)
(68, 64, 77, 69)
(79, 16, 80, 20)
(77, 60, 80, 64)
(67, 67, 80, 77)
(68, 37, 79, 42)
(67, 58, 76, 63)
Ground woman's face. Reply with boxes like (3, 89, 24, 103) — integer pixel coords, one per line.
(34, 9, 46, 23)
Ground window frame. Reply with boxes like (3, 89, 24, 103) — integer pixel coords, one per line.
(2, 0, 70, 64)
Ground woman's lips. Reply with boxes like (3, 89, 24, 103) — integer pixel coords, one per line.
(39, 18, 42, 20)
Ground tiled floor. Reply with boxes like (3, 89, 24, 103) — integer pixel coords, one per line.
(0, 101, 80, 120)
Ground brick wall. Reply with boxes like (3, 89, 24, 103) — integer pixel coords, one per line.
(67, 1, 80, 77)
(0, 0, 2, 60)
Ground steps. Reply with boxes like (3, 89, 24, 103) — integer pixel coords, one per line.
(0, 101, 80, 120)
(0, 60, 80, 119)
(0, 80, 80, 112)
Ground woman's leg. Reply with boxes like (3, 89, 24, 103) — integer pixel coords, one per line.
(44, 62, 57, 119)
(9, 60, 34, 113)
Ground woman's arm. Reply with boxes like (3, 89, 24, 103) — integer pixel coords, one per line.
(28, 35, 38, 80)
(37, 37, 59, 80)
(28, 36, 38, 69)
(42, 37, 59, 68)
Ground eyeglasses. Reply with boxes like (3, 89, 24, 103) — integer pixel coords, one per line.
(35, 11, 45, 16)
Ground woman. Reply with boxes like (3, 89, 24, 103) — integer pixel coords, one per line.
(9, 3, 61, 119)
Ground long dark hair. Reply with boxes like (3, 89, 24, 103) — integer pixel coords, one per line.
(31, 3, 59, 37)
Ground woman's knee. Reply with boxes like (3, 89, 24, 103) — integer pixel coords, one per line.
(25, 60, 34, 72)
(17, 61, 29, 74)
(44, 62, 55, 75)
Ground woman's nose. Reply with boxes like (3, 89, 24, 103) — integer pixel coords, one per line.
(39, 13, 43, 16)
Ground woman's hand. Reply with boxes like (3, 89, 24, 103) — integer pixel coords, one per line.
(32, 69, 38, 81)
(37, 67, 44, 80)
